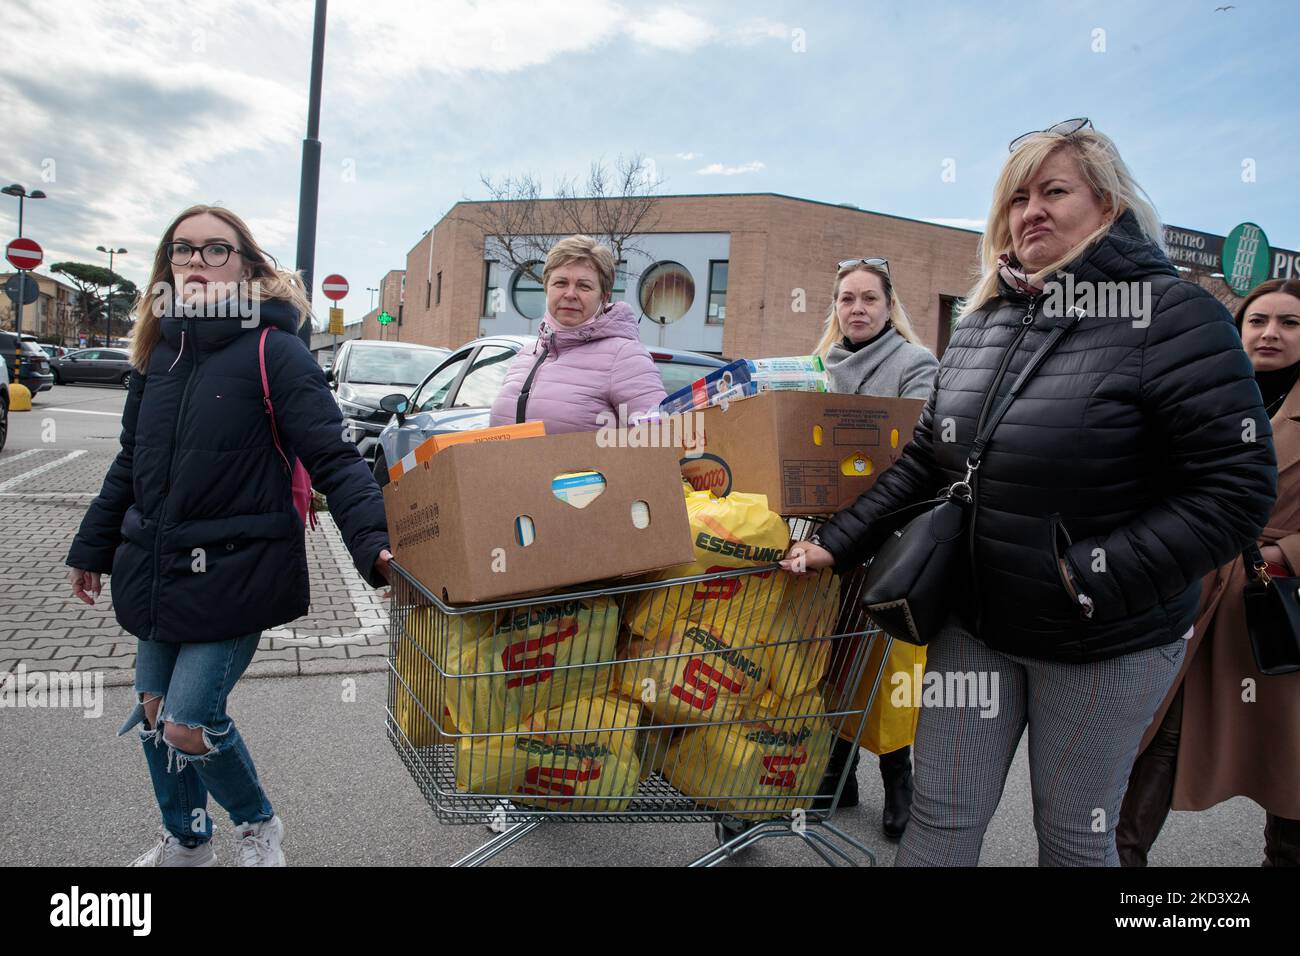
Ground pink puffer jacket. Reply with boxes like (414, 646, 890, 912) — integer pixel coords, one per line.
(489, 302, 667, 434)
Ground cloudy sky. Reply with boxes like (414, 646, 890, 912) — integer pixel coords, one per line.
(4, 0, 1297, 330)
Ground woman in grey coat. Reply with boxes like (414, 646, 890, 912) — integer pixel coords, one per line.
(816, 257, 939, 400)
(813, 257, 938, 838)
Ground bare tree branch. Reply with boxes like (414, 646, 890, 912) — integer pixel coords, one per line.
(458, 154, 666, 299)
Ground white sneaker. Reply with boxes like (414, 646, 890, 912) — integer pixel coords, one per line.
(234, 814, 286, 867)
(130, 830, 216, 867)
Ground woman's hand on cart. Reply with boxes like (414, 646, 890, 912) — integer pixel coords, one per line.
(373, 549, 394, 598)
(780, 540, 834, 574)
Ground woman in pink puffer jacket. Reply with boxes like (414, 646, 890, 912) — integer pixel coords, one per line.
(490, 235, 666, 433)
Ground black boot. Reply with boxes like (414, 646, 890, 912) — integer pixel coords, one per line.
(813, 737, 860, 810)
(879, 746, 913, 841)
(1264, 814, 1300, 867)
(1117, 685, 1182, 867)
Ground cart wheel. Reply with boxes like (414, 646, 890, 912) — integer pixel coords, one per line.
(715, 818, 756, 847)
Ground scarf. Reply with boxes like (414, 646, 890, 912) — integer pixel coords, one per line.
(840, 320, 894, 353)
(997, 253, 1044, 297)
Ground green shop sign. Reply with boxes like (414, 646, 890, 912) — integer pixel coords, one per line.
(1222, 222, 1271, 296)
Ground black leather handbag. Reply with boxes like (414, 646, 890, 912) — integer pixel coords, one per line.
(1242, 544, 1300, 675)
(860, 309, 1083, 646)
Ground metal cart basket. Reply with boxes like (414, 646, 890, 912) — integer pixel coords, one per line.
(385, 519, 892, 867)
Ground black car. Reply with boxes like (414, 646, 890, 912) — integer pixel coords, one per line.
(51, 347, 134, 388)
(0, 331, 55, 395)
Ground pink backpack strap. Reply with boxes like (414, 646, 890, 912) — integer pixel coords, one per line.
(258, 326, 293, 474)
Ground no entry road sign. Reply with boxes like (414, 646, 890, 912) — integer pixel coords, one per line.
(6, 237, 43, 270)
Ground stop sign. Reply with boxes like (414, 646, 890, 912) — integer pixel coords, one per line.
(322, 274, 349, 301)
(6, 237, 42, 270)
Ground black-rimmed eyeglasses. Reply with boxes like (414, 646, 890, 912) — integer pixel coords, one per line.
(838, 257, 890, 274)
(165, 241, 248, 268)
(1008, 117, 1093, 153)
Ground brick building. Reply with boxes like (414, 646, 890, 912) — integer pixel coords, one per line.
(375, 193, 983, 360)
(0, 270, 81, 343)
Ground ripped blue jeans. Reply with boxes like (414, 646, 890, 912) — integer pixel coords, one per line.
(118, 632, 274, 846)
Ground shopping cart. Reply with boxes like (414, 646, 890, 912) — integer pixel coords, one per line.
(385, 520, 892, 867)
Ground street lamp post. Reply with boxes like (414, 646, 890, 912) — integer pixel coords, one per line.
(367, 285, 379, 340)
(294, 0, 329, 348)
(96, 246, 127, 347)
(2, 184, 47, 377)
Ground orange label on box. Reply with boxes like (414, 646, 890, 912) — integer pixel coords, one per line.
(388, 421, 545, 482)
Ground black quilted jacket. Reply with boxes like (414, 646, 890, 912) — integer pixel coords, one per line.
(816, 211, 1277, 662)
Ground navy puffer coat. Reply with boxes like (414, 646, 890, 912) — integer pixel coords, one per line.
(67, 298, 390, 643)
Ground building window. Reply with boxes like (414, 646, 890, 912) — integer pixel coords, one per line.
(639, 261, 695, 325)
(611, 259, 627, 302)
(511, 261, 546, 320)
(706, 260, 728, 325)
(937, 295, 962, 358)
(426, 279, 431, 308)
(481, 260, 498, 318)
(435, 271, 442, 305)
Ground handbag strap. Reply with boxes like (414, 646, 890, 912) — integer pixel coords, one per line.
(515, 346, 548, 424)
(258, 327, 293, 474)
(1243, 541, 1286, 585)
(961, 308, 1085, 482)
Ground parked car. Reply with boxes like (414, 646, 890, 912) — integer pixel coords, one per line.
(50, 347, 134, 388)
(0, 330, 55, 395)
(326, 338, 451, 462)
(1, 353, 9, 453)
(39, 343, 69, 360)
(371, 334, 727, 487)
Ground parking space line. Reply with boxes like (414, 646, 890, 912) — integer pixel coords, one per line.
(39, 408, 123, 417)
(0, 448, 44, 466)
(0, 449, 88, 493)
(0, 492, 96, 499)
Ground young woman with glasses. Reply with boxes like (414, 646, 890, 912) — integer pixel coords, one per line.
(66, 204, 393, 866)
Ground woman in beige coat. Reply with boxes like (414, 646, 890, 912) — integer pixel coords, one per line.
(1119, 278, 1300, 866)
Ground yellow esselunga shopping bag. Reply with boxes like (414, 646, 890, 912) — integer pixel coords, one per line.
(623, 487, 791, 641)
(392, 608, 456, 748)
(827, 631, 925, 756)
(661, 689, 835, 820)
(455, 693, 643, 812)
(762, 567, 837, 701)
(618, 618, 770, 726)
(406, 595, 621, 735)
(620, 487, 792, 724)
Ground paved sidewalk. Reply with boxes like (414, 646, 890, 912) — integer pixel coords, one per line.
(0, 446, 391, 687)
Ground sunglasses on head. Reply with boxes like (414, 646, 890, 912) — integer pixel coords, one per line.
(1008, 117, 1093, 153)
(838, 257, 890, 275)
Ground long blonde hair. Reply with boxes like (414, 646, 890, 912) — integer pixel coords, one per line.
(815, 262, 924, 356)
(958, 129, 1164, 320)
(130, 204, 314, 372)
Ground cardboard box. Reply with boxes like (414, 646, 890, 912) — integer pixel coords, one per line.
(384, 430, 694, 604)
(388, 421, 545, 482)
(677, 392, 926, 515)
